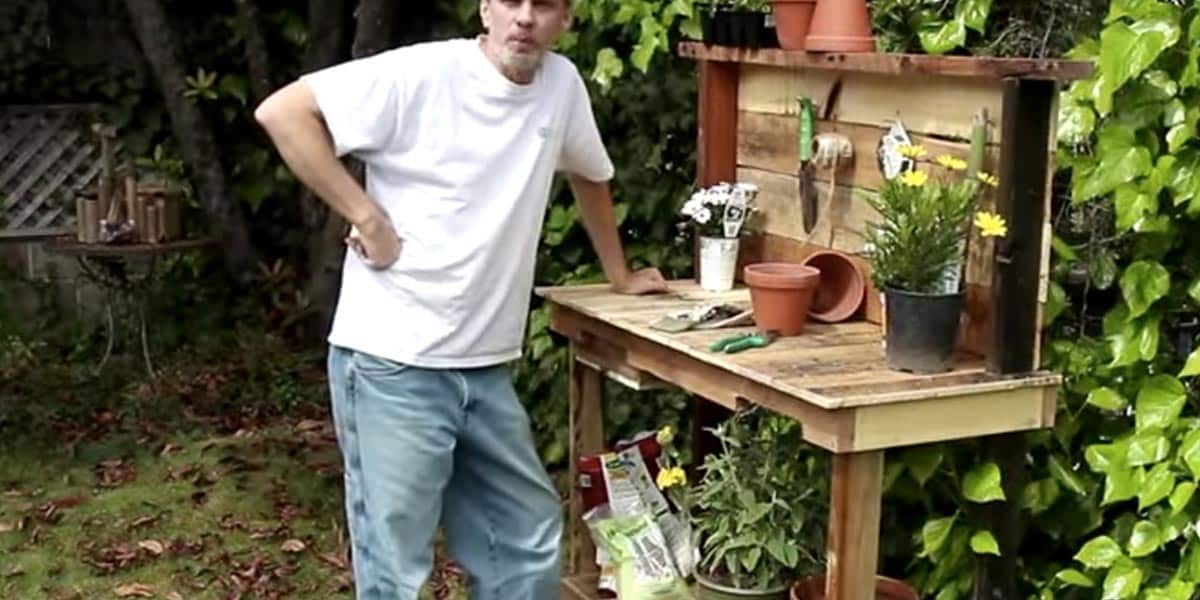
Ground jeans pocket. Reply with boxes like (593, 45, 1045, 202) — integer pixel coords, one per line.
(351, 350, 410, 378)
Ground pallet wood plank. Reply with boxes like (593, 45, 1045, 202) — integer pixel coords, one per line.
(827, 451, 884, 600)
(567, 355, 605, 577)
(679, 42, 1095, 81)
(738, 64, 1005, 141)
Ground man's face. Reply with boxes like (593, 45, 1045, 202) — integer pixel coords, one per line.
(480, 0, 571, 74)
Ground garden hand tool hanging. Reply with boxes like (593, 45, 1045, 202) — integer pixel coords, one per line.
(796, 95, 818, 234)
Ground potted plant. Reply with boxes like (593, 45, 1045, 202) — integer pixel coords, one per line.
(702, 0, 776, 47)
(681, 182, 759, 292)
(659, 410, 828, 599)
(862, 145, 1004, 373)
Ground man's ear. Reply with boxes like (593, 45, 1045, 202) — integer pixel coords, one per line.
(479, 0, 491, 31)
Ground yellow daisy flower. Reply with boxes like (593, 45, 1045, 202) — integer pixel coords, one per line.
(978, 172, 999, 187)
(899, 170, 928, 187)
(656, 466, 687, 490)
(935, 155, 967, 171)
(898, 144, 928, 159)
(974, 211, 1008, 238)
(656, 425, 675, 445)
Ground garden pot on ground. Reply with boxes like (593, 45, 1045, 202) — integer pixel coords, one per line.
(769, 0, 817, 50)
(790, 575, 919, 600)
(697, 572, 790, 600)
(883, 287, 964, 373)
(744, 263, 820, 336)
(801, 250, 865, 323)
(700, 236, 741, 291)
(805, 0, 876, 52)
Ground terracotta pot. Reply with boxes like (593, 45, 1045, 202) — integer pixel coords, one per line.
(790, 575, 919, 600)
(801, 250, 866, 323)
(769, 0, 818, 50)
(744, 263, 820, 336)
(805, 0, 876, 53)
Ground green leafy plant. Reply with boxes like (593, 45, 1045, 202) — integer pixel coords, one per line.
(862, 148, 1000, 293)
(564, 0, 702, 90)
(871, 0, 995, 55)
(687, 410, 827, 590)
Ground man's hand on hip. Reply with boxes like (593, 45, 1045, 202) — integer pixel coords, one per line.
(347, 210, 403, 270)
(612, 267, 669, 295)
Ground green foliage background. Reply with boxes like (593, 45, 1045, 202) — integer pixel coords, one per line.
(6, 0, 1200, 598)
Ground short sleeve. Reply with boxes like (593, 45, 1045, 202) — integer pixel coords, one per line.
(559, 69, 615, 182)
(300, 50, 404, 158)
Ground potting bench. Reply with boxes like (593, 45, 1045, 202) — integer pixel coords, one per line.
(542, 45, 1093, 600)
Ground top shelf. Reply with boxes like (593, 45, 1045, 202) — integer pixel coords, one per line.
(677, 42, 1095, 81)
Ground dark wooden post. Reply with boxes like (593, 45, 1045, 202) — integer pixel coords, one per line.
(976, 77, 1057, 600)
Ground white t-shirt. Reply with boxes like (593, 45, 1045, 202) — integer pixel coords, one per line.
(302, 38, 614, 368)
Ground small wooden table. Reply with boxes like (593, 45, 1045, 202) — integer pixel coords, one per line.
(43, 237, 216, 376)
(539, 281, 1061, 600)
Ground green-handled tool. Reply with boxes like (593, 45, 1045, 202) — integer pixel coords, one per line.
(709, 330, 779, 354)
(797, 96, 817, 234)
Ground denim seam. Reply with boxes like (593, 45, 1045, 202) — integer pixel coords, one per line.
(346, 363, 379, 600)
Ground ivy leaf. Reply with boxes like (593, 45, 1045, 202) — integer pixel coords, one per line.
(591, 47, 624, 91)
(1180, 429, 1200, 478)
(1089, 250, 1119, 290)
(1106, 0, 1180, 23)
(1169, 481, 1195, 515)
(1022, 478, 1061, 514)
(962, 462, 1005, 503)
(1177, 348, 1200, 378)
(902, 445, 943, 486)
(1135, 374, 1186, 431)
(1168, 124, 1194, 153)
(1114, 184, 1157, 232)
(1102, 559, 1144, 599)
(1192, 277, 1200, 304)
(1049, 454, 1089, 495)
(1086, 387, 1127, 411)
(1074, 535, 1123, 569)
(920, 515, 956, 557)
(955, 0, 992, 33)
(1045, 281, 1068, 327)
(1097, 19, 1182, 115)
(969, 530, 1000, 556)
(1138, 312, 1162, 361)
(1121, 261, 1170, 318)
(1058, 99, 1097, 146)
(1128, 520, 1161, 558)
(1142, 581, 1196, 600)
(1086, 440, 1128, 473)
(1146, 154, 1178, 196)
(1170, 153, 1200, 207)
(1075, 123, 1153, 200)
(919, 19, 966, 55)
(1102, 466, 1143, 505)
(1052, 235, 1079, 261)
(1137, 462, 1175, 510)
(1055, 569, 1095, 588)
(1127, 431, 1170, 466)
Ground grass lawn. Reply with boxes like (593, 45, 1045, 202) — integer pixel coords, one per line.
(0, 346, 471, 599)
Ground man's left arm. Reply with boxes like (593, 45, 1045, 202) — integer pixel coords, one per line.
(568, 174, 668, 295)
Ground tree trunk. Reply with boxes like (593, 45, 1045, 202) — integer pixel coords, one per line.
(299, 0, 351, 337)
(233, 0, 272, 103)
(351, 0, 397, 58)
(122, 0, 258, 279)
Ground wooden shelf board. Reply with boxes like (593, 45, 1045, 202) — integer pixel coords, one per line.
(677, 42, 1095, 81)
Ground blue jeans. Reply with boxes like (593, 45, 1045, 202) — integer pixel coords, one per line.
(327, 346, 563, 600)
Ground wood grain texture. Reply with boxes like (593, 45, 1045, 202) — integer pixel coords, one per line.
(738, 64, 1005, 141)
(567, 355, 605, 576)
(826, 452, 884, 600)
(679, 42, 1095, 81)
(699, 61, 739, 186)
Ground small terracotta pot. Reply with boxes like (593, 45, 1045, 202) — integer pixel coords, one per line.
(744, 263, 820, 336)
(769, 0, 818, 50)
(802, 250, 866, 323)
(790, 575, 919, 600)
(805, 0, 877, 53)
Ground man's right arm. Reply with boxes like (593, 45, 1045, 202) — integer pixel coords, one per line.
(254, 81, 400, 268)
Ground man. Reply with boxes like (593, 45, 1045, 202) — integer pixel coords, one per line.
(254, 0, 668, 598)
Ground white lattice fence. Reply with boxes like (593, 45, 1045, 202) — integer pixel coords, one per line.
(0, 104, 110, 239)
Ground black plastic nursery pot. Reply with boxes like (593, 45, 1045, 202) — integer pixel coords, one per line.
(884, 287, 964, 374)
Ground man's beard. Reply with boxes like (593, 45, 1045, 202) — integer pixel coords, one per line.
(499, 47, 543, 75)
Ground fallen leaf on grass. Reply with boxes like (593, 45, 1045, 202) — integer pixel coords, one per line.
(130, 515, 159, 529)
(114, 582, 155, 597)
(137, 540, 165, 556)
(159, 443, 182, 457)
(281, 539, 307, 553)
(317, 552, 347, 570)
(0, 520, 20, 533)
(4, 566, 24, 577)
(50, 495, 87, 509)
(166, 593, 183, 600)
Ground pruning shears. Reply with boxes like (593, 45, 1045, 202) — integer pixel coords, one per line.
(709, 330, 779, 354)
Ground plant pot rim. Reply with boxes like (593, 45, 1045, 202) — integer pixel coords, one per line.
(744, 262, 820, 289)
(696, 571, 792, 595)
(883, 286, 964, 299)
(790, 574, 919, 600)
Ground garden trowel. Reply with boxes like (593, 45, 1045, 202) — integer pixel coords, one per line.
(796, 96, 817, 234)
